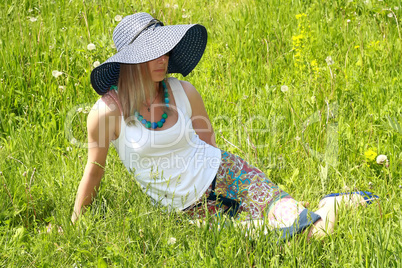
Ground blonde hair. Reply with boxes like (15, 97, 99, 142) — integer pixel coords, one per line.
(117, 63, 157, 125)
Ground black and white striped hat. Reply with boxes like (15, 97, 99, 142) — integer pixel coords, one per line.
(90, 12, 208, 95)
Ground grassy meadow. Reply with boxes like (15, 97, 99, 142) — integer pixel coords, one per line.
(1, 0, 402, 266)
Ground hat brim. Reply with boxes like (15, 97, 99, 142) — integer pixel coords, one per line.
(90, 24, 207, 95)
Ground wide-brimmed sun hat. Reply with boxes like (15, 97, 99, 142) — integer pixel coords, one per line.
(90, 12, 208, 95)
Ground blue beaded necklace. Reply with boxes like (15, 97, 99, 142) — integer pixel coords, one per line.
(135, 80, 169, 129)
(110, 80, 169, 129)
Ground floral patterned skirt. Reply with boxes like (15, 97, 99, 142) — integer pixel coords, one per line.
(185, 150, 320, 234)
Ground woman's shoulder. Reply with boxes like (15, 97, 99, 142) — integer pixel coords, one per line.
(176, 80, 202, 102)
(88, 91, 121, 123)
(171, 79, 199, 97)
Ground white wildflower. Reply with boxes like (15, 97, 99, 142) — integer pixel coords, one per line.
(182, 14, 188, 18)
(325, 56, 334, 66)
(347, 19, 351, 23)
(368, 181, 373, 186)
(388, 13, 393, 18)
(77, 108, 83, 113)
(52, 70, 63, 78)
(87, 43, 96, 50)
(28, 9, 33, 13)
(173, 4, 179, 9)
(93, 61, 100, 68)
(280, 85, 289, 93)
(295, 136, 301, 141)
(29, 17, 37, 22)
(311, 95, 316, 103)
(165, 3, 170, 8)
(58, 86, 65, 91)
(394, 7, 399, 10)
(114, 15, 122, 22)
(167, 237, 176, 245)
(376, 154, 388, 164)
(66, 147, 72, 152)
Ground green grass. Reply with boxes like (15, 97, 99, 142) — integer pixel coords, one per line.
(1, 0, 402, 266)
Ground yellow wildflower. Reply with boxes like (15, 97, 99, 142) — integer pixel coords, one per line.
(295, 13, 307, 20)
(364, 149, 377, 162)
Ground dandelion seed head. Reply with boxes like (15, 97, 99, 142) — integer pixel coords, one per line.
(173, 4, 179, 9)
(182, 14, 188, 18)
(87, 43, 96, 50)
(52, 70, 63, 78)
(167, 237, 176, 244)
(165, 3, 170, 8)
(114, 15, 122, 22)
(347, 19, 351, 23)
(77, 108, 83, 113)
(29, 17, 37, 22)
(295, 136, 301, 141)
(388, 13, 393, 18)
(376, 154, 388, 164)
(325, 56, 334, 66)
(394, 7, 399, 10)
(281, 85, 289, 93)
(93, 61, 100, 68)
(58, 86, 65, 91)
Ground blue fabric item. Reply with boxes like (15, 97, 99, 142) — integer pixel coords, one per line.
(322, 191, 379, 205)
(279, 208, 321, 241)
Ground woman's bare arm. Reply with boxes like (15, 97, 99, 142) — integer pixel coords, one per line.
(71, 99, 119, 223)
(181, 81, 217, 147)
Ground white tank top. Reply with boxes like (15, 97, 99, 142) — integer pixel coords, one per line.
(108, 77, 221, 210)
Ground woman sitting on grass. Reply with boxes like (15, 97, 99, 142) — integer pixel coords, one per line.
(71, 12, 378, 240)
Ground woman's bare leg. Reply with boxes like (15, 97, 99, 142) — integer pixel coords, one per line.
(307, 194, 367, 239)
